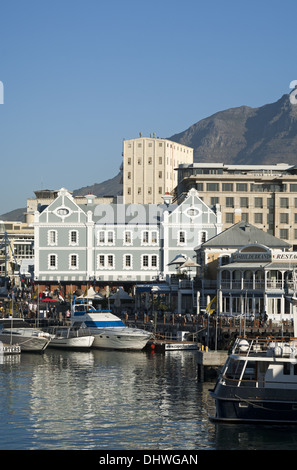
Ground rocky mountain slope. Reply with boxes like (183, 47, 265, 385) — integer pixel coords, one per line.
(170, 93, 297, 165)
(2, 93, 297, 221)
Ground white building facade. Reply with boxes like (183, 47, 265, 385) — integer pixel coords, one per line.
(34, 188, 222, 283)
(123, 135, 193, 205)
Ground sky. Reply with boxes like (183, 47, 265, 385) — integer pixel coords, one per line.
(0, 0, 296, 215)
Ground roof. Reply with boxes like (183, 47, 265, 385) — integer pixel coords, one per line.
(78, 202, 178, 225)
(196, 221, 290, 250)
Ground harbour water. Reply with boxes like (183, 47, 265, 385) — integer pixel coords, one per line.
(0, 348, 297, 451)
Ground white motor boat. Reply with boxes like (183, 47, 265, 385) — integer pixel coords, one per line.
(0, 326, 51, 352)
(46, 327, 95, 350)
(71, 302, 152, 350)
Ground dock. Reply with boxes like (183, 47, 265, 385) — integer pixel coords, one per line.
(0, 344, 21, 355)
(146, 339, 198, 352)
(197, 349, 228, 381)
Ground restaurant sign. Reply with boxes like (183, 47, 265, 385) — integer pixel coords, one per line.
(272, 252, 297, 261)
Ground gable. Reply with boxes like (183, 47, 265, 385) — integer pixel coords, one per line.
(38, 188, 88, 224)
(168, 188, 217, 225)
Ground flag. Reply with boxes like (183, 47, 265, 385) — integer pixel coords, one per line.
(206, 295, 217, 314)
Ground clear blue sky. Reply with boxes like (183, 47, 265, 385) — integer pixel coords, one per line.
(0, 0, 296, 215)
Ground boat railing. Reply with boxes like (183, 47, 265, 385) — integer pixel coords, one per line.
(231, 336, 297, 357)
(219, 336, 297, 388)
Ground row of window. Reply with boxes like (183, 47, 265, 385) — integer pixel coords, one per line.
(97, 230, 160, 246)
(225, 212, 296, 226)
(195, 182, 297, 193)
(48, 253, 159, 270)
(210, 196, 296, 208)
(48, 230, 79, 246)
(126, 187, 165, 195)
(47, 229, 205, 246)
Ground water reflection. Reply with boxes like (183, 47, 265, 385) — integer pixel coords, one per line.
(9, 349, 214, 450)
(0, 349, 295, 450)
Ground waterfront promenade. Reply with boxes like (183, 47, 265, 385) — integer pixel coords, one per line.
(0, 283, 294, 352)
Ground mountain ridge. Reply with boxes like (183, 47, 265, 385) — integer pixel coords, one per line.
(2, 93, 297, 221)
(169, 93, 297, 165)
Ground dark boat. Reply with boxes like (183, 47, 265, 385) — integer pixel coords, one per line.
(210, 335, 297, 424)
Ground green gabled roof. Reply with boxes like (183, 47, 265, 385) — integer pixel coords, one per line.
(197, 220, 291, 249)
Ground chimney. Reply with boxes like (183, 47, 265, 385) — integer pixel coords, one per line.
(86, 192, 96, 206)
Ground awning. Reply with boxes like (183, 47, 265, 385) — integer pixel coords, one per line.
(135, 284, 171, 293)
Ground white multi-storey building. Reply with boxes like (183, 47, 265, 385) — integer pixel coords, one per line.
(123, 135, 193, 204)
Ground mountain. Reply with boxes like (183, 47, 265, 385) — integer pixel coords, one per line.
(0, 173, 123, 222)
(169, 93, 297, 165)
(72, 172, 122, 197)
(2, 93, 297, 221)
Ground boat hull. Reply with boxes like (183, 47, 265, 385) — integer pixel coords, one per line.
(0, 331, 50, 352)
(211, 384, 297, 424)
(48, 335, 94, 350)
(91, 328, 151, 350)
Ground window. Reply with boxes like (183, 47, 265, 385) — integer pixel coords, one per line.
(178, 231, 186, 244)
(142, 230, 158, 245)
(69, 254, 78, 269)
(97, 254, 115, 269)
(222, 183, 233, 192)
(107, 255, 114, 268)
(280, 229, 289, 240)
(142, 231, 149, 244)
(280, 213, 289, 224)
(284, 363, 291, 375)
(254, 213, 263, 224)
(240, 197, 249, 208)
(207, 183, 219, 191)
(97, 231, 114, 245)
(151, 231, 158, 244)
(151, 255, 157, 267)
(124, 230, 132, 245)
(142, 255, 149, 267)
(226, 213, 234, 224)
(280, 198, 289, 208)
(107, 231, 114, 244)
(49, 254, 57, 269)
(69, 230, 78, 246)
(236, 183, 248, 192)
(124, 254, 132, 269)
(48, 230, 57, 246)
(290, 184, 297, 192)
(141, 254, 159, 269)
(211, 197, 219, 205)
(98, 231, 105, 244)
(226, 197, 234, 208)
(255, 197, 263, 208)
(196, 183, 204, 191)
(200, 231, 207, 243)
